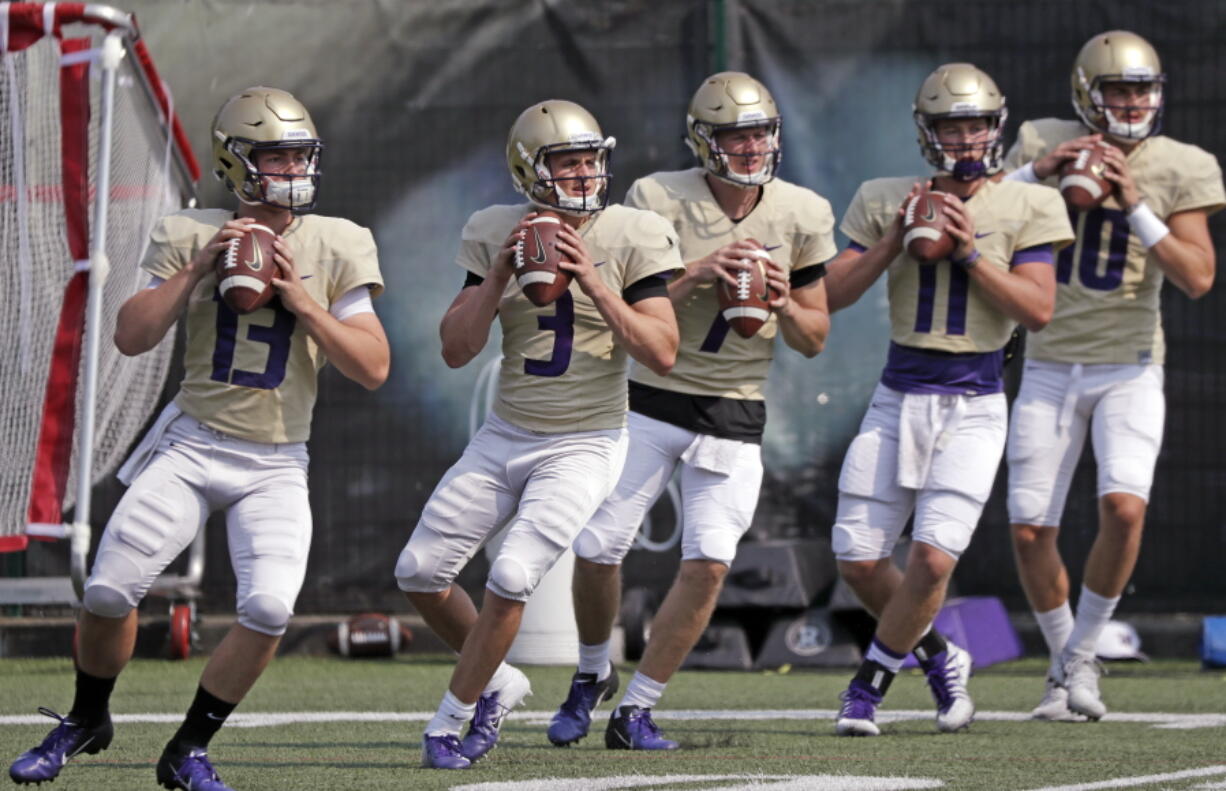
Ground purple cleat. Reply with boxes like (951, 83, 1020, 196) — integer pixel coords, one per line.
(459, 666, 532, 761)
(421, 733, 471, 770)
(605, 705, 678, 750)
(9, 707, 113, 784)
(921, 642, 975, 732)
(155, 747, 234, 791)
(835, 680, 883, 736)
(548, 665, 620, 746)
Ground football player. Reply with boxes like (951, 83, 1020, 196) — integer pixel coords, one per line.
(543, 72, 835, 751)
(823, 64, 1073, 736)
(395, 99, 681, 770)
(9, 87, 389, 791)
(1003, 31, 1223, 721)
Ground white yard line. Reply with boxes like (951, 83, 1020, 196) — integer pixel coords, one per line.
(1022, 765, 1226, 791)
(1, 709, 1223, 730)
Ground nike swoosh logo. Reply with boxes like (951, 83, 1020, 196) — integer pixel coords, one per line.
(921, 204, 938, 223)
(205, 712, 227, 721)
(300, 275, 313, 280)
(529, 227, 548, 265)
(593, 261, 606, 267)
(974, 231, 994, 239)
(67, 735, 96, 758)
(764, 244, 782, 252)
(243, 251, 262, 271)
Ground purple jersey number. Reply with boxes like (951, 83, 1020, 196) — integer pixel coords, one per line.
(524, 291, 574, 377)
(1056, 207, 1129, 291)
(914, 261, 970, 335)
(700, 312, 732, 353)
(210, 294, 296, 389)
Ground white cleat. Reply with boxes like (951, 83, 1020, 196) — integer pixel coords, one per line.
(924, 642, 975, 733)
(1063, 656, 1107, 720)
(1030, 677, 1083, 722)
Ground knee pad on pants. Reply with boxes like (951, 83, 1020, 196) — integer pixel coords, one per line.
(237, 592, 292, 636)
(394, 530, 453, 594)
(81, 583, 136, 619)
(487, 555, 533, 601)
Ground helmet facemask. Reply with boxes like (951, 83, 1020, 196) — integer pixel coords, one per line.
(916, 108, 1007, 182)
(1075, 71, 1165, 141)
(518, 134, 615, 215)
(218, 136, 323, 212)
(688, 116, 781, 187)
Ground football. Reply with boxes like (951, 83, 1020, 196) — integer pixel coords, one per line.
(328, 612, 412, 658)
(515, 211, 573, 307)
(717, 245, 774, 339)
(903, 190, 956, 264)
(1059, 144, 1113, 211)
(216, 223, 278, 314)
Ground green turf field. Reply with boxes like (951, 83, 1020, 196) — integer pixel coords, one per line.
(2, 656, 1224, 790)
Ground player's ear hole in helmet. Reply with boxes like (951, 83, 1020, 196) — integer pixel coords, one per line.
(686, 71, 782, 187)
(506, 100, 616, 216)
(913, 63, 1007, 182)
(212, 86, 324, 212)
(1071, 30, 1165, 142)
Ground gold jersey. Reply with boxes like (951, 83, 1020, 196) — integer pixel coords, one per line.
(1005, 118, 1226, 364)
(841, 176, 1073, 353)
(141, 208, 384, 443)
(625, 168, 837, 400)
(457, 203, 682, 434)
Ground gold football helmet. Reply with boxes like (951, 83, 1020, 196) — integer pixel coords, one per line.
(1071, 31, 1164, 141)
(686, 71, 781, 186)
(913, 63, 1007, 181)
(212, 86, 322, 211)
(506, 100, 615, 215)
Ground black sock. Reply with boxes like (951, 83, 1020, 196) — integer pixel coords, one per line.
(68, 668, 116, 726)
(166, 685, 237, 754)
(852, 659, 895, 695)
(913, 630, 949, 664)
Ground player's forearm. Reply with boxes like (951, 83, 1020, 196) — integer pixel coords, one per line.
(824, 244, 894, 313)
(439, 277, 506, 368)
(113, 271, 198, 355)
(665, 265, 705, 302)
(777, 303, 829, 357)
(1151, 236, 1215, 299)
(971, 264, 1054, 332)
(298, 308, 390, 390)
(590, 290, 678, 375)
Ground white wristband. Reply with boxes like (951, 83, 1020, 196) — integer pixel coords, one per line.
(1004, 161, 1040, 184)
(1126, 202, 1170, 249)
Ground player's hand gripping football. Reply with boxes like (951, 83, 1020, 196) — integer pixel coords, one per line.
(493, 213, 542, 280)
(690, 239, 762, 288)
(941, 191, 979, 263)
(1098, 144, 1142, 209)
(554, 223, 603, 297)
(763, 258, 793, 317)
(885, 182, 927, 255)
(189, 217, 259, 281)
(270, 237, 315, 315)
(1032, 133, 1103, 180)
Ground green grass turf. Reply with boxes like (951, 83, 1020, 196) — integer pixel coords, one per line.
(2, 656, 1224, 790)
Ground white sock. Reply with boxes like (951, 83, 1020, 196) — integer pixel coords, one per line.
(1063, 585, 1120, 663)
(425, 690, 475, 736)
(483, 662, 516, 695)
(578, 641, 611, 680)
(618, 671, 667, 711)
(1035, 602, 1075, 679)
(866, 637, 906, 674)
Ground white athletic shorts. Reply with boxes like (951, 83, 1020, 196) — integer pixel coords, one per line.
(832, 383, 1007, 562)
(575, 411, 764, 566)
(85, 408, 312, 636)
(1007, 360, 1165, 526)
(395, 412, 628, 602)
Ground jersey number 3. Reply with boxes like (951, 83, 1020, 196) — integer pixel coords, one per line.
(211, 295, 296, 389)
(525, 292, 574, 377)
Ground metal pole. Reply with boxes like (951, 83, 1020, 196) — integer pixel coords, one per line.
(69, 31, 124, 600)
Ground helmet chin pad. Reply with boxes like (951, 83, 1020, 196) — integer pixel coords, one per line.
(950, 158, 987, 181)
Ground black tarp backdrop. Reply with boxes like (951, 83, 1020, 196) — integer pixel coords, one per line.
(20, 0, 1225, 614)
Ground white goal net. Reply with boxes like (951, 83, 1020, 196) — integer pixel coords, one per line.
(0, 3, 198, 552)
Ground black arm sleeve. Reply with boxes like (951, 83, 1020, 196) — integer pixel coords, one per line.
(463, 271, 484, 289)
(621, 273, 671, 304)
(789, 261, 827, 289)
